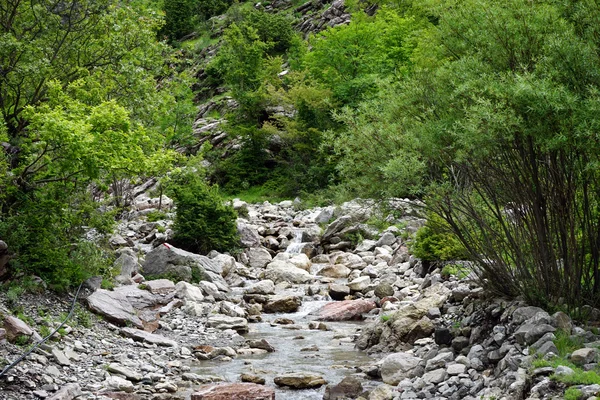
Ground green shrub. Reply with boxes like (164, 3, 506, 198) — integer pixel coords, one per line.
(564, 387, 583, 400)
(167, 171, 239, 254)
(146, 210, 167, 222)
(412, 213, 470, 262)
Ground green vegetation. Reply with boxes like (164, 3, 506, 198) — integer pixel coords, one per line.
(412, 214, 470, 263)
(564, 388, 583, 400)
(166, 168, 240, 255)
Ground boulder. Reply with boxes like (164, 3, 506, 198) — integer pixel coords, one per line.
(102, 376, 134, 393)
(262, 260, 313, 284)
(328, 284, 350, 301)
(175, 281, 204, 302)
(246, 248, 273, 268)
(144, 279, 175, 295)
(3, 315, 34, 343)
(315, 299, 376, 321)
(263, 295, 302, 313)
(113, 248, 141, 284)
(192, 383, 275, 400)
(245, 280, 275, 295)
(142, 243, 226, 286)
(274, 373, 327, 389)
(572, 348, 598, 366)
(347, 276, 371, 292)
(323, 376, 363, 400)
(207, 314, 249, 333)
(238, 222, 262, 248)
(380, 353, 422, 385)
(86, 289, 143, 328)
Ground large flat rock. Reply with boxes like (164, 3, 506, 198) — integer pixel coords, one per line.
(86, 289, 143, 328)
(315, 299, 377, 321)
(120, 327, 177, 347)
(192, 383, 275, 400)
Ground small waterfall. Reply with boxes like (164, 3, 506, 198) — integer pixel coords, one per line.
(285, 229, 305, 254)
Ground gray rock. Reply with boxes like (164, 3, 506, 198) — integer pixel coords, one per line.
(348, 276, 371, 292)
(376, 232, 396, 247)
(323, 376, 363, 400)
(245, 280, 275, 295)
(144, 279, 175, 294)
(329, 284, 350, 301)
(512, 306, 546, 325)
(274, 372, 326, 389)
(262, 260, 313, 284)
(175, 281, 204, 302)
(447, 363, 467, 375)
(374, 283, 394, 299)
(207, 314, 249, 333)
(107, 363, 143, 381)
(86, 289, 143, 328)
(142, 243, 226, 285)
(51, 349, 70, 366)
(238, 222, 262, 247)
(572, 348, 598, 366)
(120, 327, 177, 347)
(103, 376, 134, 393)
(514, 323, 555, 345)
(47, 383, 81, 400)
(113, 248, 140, 284)
(3, 315, 34, 343)
(380, 353, 422, 385)
(423, 368, 447, 384)
(247, 247, 273, 268)
(263, 295, 302, 313)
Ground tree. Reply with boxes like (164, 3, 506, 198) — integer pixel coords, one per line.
(0, 0, 187, 288)
(353, 0, 600, 310)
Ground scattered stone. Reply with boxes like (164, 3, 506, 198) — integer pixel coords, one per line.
(274, 372, 327, 389)
(120, 327, 177, 347)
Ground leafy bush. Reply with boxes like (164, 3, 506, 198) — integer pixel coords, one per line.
(167, 171, 239, 254)
(412, 213, 470, 262)
(565, 388, 583, 400)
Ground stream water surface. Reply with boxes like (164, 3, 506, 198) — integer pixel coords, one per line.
(190, 300, 377, 399)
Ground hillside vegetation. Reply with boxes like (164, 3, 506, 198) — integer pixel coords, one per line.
(2, 0, 600, 313)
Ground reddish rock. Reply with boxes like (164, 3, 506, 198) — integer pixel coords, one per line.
(191, 383, 275, 400)
(315, 299, 377, 321)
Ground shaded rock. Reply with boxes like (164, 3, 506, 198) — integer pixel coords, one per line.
(434, 328, 453, 345)
(315, 299, 377, 321)
(86, 289, 143, 328)
(274, 372, 327, 389)
(113, 249, 140, 284)
(512, 306, 546, 325)
(120, 327, 177, 347)
(263, 295, 302, 313)
(374, 283, 394, 299)
(329, 284, 350, 301)
(381, 353, 422, 385)
(572, 348, 598, 366)
(514, 323, 555, 345)
(323, 376, 363, 400)
(192, 383, 274, 400)
(238, 222, 262, 248)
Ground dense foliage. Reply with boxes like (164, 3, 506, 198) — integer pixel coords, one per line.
(0, 0, 191, 288)
(167, 169, 239, 255)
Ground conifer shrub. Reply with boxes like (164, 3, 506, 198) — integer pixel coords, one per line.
(167, 171, 239, 254)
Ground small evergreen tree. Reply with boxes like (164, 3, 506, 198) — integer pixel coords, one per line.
(168, 172, 239, 254)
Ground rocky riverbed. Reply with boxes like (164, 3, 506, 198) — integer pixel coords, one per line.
(1, 195, 599, 400)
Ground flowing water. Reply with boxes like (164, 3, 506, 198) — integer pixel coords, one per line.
(285, 229, 306, 254)
(190, 300, 377, 399)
